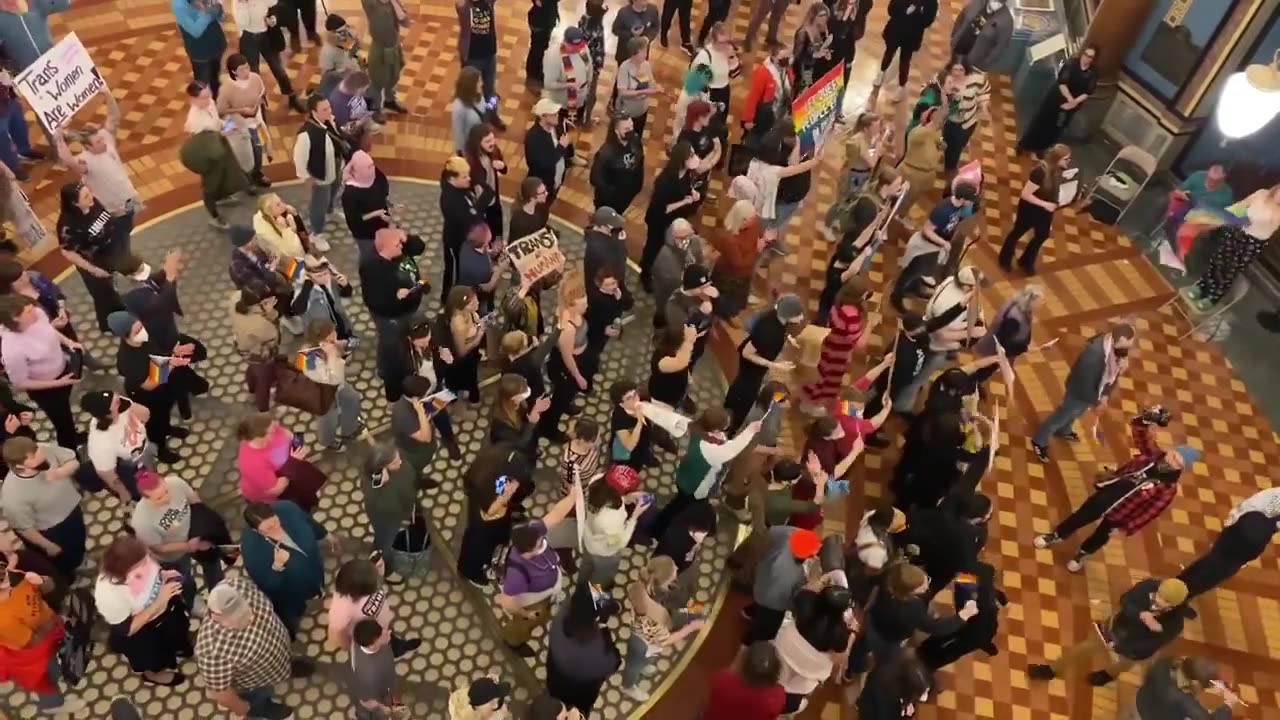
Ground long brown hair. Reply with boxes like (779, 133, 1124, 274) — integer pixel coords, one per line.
(1036, 144, 1071, 199)
(492, 373, 529, 429)
(454, 66, 483, 105)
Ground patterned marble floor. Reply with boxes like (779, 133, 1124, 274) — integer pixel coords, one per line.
(6, 0, 1280, 719)
(0, 182, 729, 719)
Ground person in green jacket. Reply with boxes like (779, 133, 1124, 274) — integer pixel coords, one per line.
(241, 500, 330, 639)
(650, 408, 760, 539)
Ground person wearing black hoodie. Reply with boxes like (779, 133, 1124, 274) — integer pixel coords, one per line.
(846, 562, 976, 677)
(590, 113, 646, 214)
(856, 650, 934, 720)
(439, 156, 492, 303)
(545, 579, 622, 716)
(581, 267, 632, 393)
(1178, 510, 1280, 601)
(525, 99, 577, 205)
(902, 492, 991, 601)
(916, 559, 1007, 670)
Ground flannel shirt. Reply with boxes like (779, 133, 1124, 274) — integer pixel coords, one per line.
(228, 247, 287, 301)
(194, 574, 292, 693)
(1100, 418, 1176, 535)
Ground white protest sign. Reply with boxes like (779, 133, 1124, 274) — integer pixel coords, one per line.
(506, 227, 566, 286)
(15, 33, 106, 132)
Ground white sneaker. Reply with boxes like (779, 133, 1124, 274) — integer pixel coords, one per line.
(311, 234, 331, 252)
(1065, 558, 1083, 573)
(621, 685, 650, 702)
(190, 595, 207, 619)
(1033, 533, 1060, 549)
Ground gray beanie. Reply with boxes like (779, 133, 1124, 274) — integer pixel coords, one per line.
(106, 311, 138, 339)
(775, 293, 805, 323)
(229, 225, 256, 247)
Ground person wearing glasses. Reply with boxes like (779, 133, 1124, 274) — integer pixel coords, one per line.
(1018, 44, 1098, 156)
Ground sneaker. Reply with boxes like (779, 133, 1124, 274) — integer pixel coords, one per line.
(1058, 430, 1082, 442)
(208, 217, 229, 230)
(311, 234, 331, 252)
(1065, 558, 1083, 573)
(1031, 442, 1049, 463)
(259, 700, 294, 720)
(1086, 670, 1114, 686)
(157, 447, 182, 464)
(508, 642, 536, 658)
(621, 685, 650, 702)
(168, 426, 192, 440)
(1032, 533, 1060, 549)
(190, 595, 207, 619)
(1027, 664, 1055, 680)
(383, 100, 409, 114)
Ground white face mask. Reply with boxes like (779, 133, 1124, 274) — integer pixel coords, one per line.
(132, 327, 149, 344)
(533, 537, 548, 555)
(130, 263, 152, 281)
(513, 389, 532, 403)
(691, 531, 708, 543)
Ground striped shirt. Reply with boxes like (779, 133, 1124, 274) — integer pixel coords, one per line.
(952, 72, 991, 129)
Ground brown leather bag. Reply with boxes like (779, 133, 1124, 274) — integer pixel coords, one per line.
(272, 359, 337, 416)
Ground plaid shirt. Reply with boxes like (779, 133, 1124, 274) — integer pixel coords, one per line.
(229, 247, 287, 301)
(1100, 419, 1176, 535)
(195, 574, 292, 693)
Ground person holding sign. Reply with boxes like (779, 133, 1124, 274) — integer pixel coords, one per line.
(997, 144, 1071, 274)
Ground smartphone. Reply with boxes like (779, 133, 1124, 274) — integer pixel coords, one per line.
(494, 475, 509, 496)
(290, 433, 304, 451)
(637, 492, 655, 506)
(222, 118, 236, 133)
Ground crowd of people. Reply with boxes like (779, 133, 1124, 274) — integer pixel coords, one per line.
(0, 0, 1270, 718)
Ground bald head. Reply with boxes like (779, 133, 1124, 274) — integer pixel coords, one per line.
(374, 227, 405, 258)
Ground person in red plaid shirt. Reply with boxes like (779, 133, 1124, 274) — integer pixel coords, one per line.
(1034, 406, 1201, 572)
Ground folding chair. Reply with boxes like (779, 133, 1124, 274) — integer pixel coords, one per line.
(1083, 146, 1159, 225)
(1158, 275, 1249, 341)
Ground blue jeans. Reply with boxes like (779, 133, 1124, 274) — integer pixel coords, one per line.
(316, 382, 363, 447)
(0, 100, 33, 173)
(621, 634, 650, 688)
(239, 686, 279, 718)
(464, 55, 497, 101)
(1033, 395, 1095, 447)
(762, 200, 802, 231)
(307, 178, 340, 237)
(893, 349, 948, 412)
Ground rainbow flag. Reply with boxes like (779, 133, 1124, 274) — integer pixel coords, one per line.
(836, 400, 862, 418)
(280, 257, 304, 283)
(295, 349, 323, 372)
(146, 359, 170, 385)
(954, 572, 978, 589)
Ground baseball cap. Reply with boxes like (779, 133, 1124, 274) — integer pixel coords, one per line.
(775, 293, 805, 323)
(788, 528, 822, 559)
(563, 27, 586, 46)
(324, 13, 348, 32)
(229, 224, 255, 247)
(1156, 578, 1188, 606)
(207, 582, 253, 623)
(468, 676, 512, 707)
(590, 206, 624, 229)
(682, 264, 711, 291)
(532, 98, 562, 116)
(78, 389, 116, 419)
(956, 265, 986, 288)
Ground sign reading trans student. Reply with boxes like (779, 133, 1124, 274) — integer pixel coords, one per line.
(14, 33, 106, 132)
(792, 65, 846, 156)
(507, 227, 566, 286)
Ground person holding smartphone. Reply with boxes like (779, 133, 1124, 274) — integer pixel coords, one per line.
(94, 535, 192, 687)
(0, 294, 84, 449)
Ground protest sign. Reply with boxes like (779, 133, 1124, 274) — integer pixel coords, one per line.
(15, 33, 106, 132)
(506, 227, 566, 286)
(792, 65, 846, 155)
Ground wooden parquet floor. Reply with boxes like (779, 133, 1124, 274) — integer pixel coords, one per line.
(18, 0, 1280, 718)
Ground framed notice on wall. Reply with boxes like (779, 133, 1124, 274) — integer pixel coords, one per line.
(1131, 0, 1235, 99)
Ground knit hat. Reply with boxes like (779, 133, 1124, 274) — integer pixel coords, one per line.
(1173, 445, 1202, 467)
(228, 224, 255, 247)
(1156, 578, 1188, 606)
(605, 464, 640, 494)
(775, 293, 805, 323)
(78, 389, 115, 419)
(788, 528, 822, 559)
(135, 469, 164, 494)
(106, 311, 138, 339)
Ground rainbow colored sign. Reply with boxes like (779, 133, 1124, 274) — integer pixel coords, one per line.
(792, 65, 846, 156)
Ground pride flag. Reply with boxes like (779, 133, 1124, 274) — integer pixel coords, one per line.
(146, 359, 170, 385)
(295, 349, 323, 372)
(836, 400, 862, 418)
(280, 257, 304, 283)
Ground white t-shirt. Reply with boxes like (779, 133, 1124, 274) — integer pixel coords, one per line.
(94, 556, 163, 626)
(77, 134, 139, 215)
(87, 411, 149, 474)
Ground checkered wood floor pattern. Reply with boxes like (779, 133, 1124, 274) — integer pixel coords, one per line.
(13, 0, 1280, 718)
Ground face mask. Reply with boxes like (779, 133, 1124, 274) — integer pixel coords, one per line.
(513, 389, 532, 403)
(130, 263, 152, 281)
(533, 537, 548, 555)
(132, 327, 149, 344)
(1114, 347, 1130, 358)
(691, 531, 708, 543)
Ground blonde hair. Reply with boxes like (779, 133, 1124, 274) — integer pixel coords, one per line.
(724, 198, 757, 234)
(443, 156, 470, 180)
(557, 269, 587, 316)
(255, 193, 287, 234)
(626, 557, 677, 627)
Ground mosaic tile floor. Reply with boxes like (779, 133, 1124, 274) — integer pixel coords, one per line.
(6, 0, 1280, 718)
(0, 182, 729, 719)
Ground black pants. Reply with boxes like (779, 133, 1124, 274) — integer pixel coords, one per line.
(917, 618, 998, 670)
(457, 515, 512, 584)
(999, 201, 1054, 271)
(27, 384, 80, 449)
(540, 353, 583, 438)
(441, 239, 461, 304)
(190, 55, 222, 98)
(724, 368, 765, 433)
(661, 0, 692, 44)
(1054, 484, 1131, 558)
(742, 603, 787, 644)
(528, 28, 552, 83)
(890, 252, 938, 308)
(75, 266, 124, 332)
(129, 382, 179, 451)
(651, 489, 698, 544)
(276, 0, 319, 48)
(31, 506, 87, 579)
(239, 31, 295, 96)
(880, 39, 914, 87)
(816, 262, 844, 324)
(640, 219, 667, 287)
(1177, 543, 1249, 600)
(697, 0, 731, 45)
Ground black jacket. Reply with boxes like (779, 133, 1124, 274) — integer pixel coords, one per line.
(439, 181, 489, 253)
(590, 134, 645, 203)
(1135, 658, 1233, 720)
(901, 507, 986, 581)
(1109, 579, 1194, 660)
(358, 234, 428, 319)
(869, 592, 964, 646)
(585, 282, 633, 347)
(524, 123, 575, 192)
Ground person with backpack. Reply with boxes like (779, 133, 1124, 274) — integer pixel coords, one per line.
(0, 553, 87, 715)
(496, 488, 579, 657)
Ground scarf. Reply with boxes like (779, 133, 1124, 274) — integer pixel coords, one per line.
(343, 150, 376, 187)
(562, 46, 583, 109)
(766, 59, 792, 114)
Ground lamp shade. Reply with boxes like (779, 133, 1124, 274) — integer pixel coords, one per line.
(1215, 69, 1280, 139)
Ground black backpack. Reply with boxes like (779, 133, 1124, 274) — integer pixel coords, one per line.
(58, 587, 96, 686)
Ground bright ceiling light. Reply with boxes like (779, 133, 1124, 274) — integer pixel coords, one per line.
(1215, 50, 1280, 140)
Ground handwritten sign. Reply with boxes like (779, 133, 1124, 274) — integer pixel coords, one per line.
(792, 65, 846, 156)
(15, 33, 106, 132)
(506, 227, 565, 286)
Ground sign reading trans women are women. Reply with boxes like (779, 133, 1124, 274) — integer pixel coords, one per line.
(792, 65, 846, 156)
(15, 33, 106, 132)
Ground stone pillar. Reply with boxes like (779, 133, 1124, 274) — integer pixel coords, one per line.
(1084, 0, 1161, 82)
